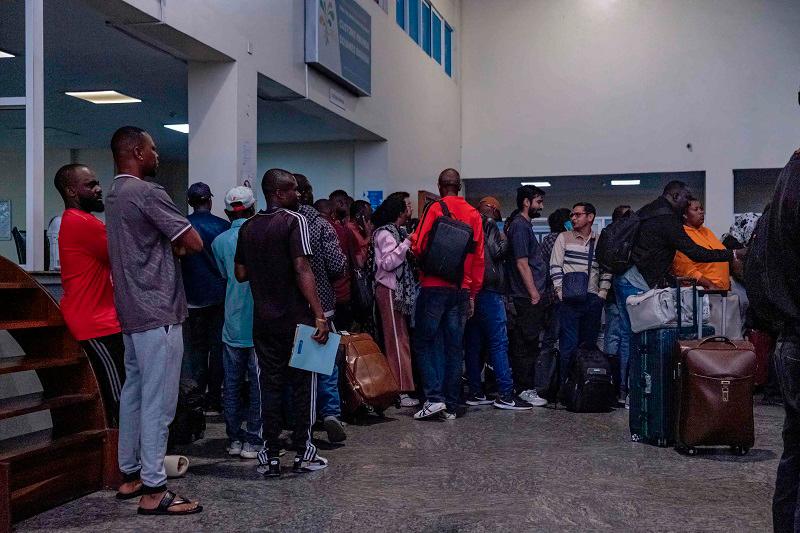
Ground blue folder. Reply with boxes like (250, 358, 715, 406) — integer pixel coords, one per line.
(289, 324, 341, 376)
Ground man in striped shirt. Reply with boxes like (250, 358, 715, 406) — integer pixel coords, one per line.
(550, 202, 612, 386)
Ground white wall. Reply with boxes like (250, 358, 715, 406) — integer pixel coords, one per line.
(114, 0, 462, 206)
(257, 142, 355, 204)
(460, 0, 800, 234)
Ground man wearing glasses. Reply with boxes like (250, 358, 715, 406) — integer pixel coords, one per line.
(549, 202, 612, 388)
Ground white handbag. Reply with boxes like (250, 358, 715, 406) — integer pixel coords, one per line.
(626, 287, 710, 333)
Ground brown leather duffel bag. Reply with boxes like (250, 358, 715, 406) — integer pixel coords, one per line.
(673, 336, 756, 455)
(339, 333, 399, 416)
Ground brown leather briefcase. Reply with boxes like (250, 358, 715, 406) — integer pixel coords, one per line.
(673, 336, 756, 455)
(339, 333, 399, 416)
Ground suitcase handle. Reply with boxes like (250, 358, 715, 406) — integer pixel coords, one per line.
(697, 336, 736, 347)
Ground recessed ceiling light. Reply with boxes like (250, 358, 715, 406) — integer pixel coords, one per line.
(0, 50, 14, 59)
(521, 181, 551, 187)
(164, 123, 189, 134)
(611, 179, 640, 186)
(65, 90, 141, 104)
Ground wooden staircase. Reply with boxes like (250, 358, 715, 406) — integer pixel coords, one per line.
(0, 256, 119, 532)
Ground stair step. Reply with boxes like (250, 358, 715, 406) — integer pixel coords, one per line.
(0, 392, 97, 422)
(0, 429, 106, 463)
(0, 319, 63, 331)
(0, 281, 37, 289)
(0, 355, 84, 376)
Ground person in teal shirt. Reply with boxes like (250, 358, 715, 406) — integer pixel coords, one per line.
(211, 186, 261, 460)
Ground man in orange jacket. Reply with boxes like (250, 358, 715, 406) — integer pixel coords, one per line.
(411, 169, 485, 420)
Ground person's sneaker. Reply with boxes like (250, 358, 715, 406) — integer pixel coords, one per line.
(493, 394, 533, 410)
(293, 454, 329, 473)
(520, 389, 548, 407)
(399, 394, 420, 408)
(625, 394, 630, 410)
(413, 401, 446, 419)
(323, 416, 347, 443)
(440, 410, 456, 420)
(226, 440, 243, 456)
(617, 392, 627, 408)
(240, 442, 260, 459)
(465, 394, 493, 406)
(257, 456, 281, 478)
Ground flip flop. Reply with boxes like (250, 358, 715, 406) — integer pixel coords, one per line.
(137, 490, 203, 516)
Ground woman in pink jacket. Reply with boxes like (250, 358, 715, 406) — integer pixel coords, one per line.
(370, 192, 419, 407)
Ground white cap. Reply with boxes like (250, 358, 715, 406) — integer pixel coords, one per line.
(224, 186, 256, 212)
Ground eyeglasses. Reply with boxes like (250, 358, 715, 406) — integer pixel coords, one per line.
(570, 211, 588, 218)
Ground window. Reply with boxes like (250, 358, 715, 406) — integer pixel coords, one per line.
(421, 1, 432, 56)
(432, 12, 442, 64)
(396, 0, 405, 29)
(408, 0, 420, 44)
(444, 23, 453, 77)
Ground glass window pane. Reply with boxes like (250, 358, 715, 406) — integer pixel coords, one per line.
(445, 24, 453, 76)
(408, 0, 420, 44)
(0, 0, 25, 97)
(432, 13, 442, 64)
(422, 2, 431, 56)
(396, 0, 405, 30)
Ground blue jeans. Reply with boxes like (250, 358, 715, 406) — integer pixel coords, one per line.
(222, 344, 262, 446)
(603, 299, 624, 356)
(317, 364, 341, 418)
(614, 268, 649, 394)
(119, 324, 183, 490)
(414, 287, 470, 411)
(464, 290, 514, 398)
(558, 294, 604, 383)
(773, 334, 800, 532)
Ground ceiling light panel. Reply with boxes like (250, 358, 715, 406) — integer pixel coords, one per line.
(0, 50, 15, 59)
(164, 124, 189, 134)
(65, 90, 141, 104)
(521, 181, 552, 187)
(611, 179, 640, 186)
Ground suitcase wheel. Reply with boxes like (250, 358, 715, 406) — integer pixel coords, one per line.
(686, 447, 698, 456)
(631, 433, 640, 442)
(731, 446, 749, 456)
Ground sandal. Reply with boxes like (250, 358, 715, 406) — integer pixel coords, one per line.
(115, 480, 143, 500)
(137, 490, 203, 516)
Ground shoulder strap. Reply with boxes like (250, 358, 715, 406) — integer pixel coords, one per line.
(587, 237, 596, 277)
(438, 199, 452, 218)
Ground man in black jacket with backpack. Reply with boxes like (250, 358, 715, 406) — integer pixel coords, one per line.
(767, 149, 800, 533)
(612, 181, 739, 404)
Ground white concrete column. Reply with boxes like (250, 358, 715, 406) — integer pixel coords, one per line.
(25, 0, 44, 271)
(188, 60, 257, 217)
(703, 164, 734, 236)
(354, 140, 389, 201)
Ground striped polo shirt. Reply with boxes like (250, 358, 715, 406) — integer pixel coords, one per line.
(549, 230, 612, 299)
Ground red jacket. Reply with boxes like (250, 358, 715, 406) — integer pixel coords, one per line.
(412, 196, 485, 297)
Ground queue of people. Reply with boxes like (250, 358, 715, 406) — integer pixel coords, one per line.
(51, 125, 800, 525)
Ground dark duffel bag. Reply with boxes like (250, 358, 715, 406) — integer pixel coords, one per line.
(168, 378, 206, 449)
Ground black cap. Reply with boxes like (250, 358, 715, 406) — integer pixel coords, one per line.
(187, 182, 213, 201)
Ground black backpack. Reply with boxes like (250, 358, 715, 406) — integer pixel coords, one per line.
(418, 200, 475, 285)
(596, 206, 672, 275)
(743, 207, 782, 329)
(562, 345, 615, 413)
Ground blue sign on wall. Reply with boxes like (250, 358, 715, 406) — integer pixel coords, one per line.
(306, 0, 372, 96)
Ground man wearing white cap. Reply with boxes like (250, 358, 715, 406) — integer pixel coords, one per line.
(211, 186, 262, 459)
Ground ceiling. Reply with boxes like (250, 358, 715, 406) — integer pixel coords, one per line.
(0, 0, 380, 158)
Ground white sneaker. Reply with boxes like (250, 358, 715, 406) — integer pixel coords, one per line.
(399, 394, 420, 408)
(413, 401, 446, 419)
(240, 442, 260, 459)
(293, 454, 329, 473)
(521, 389, 548, 407)
(440, 410, 456, 420)
(226, 440, 243, 456)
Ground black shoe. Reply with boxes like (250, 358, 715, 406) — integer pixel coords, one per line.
(323, 416, 347, 443)
(493, 394, 533, 410)
(257, 457, 281, 478)
(465, 394, 494, 406)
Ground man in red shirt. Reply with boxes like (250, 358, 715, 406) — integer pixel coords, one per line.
(411, 168, 485, 420)
(55, 163, 125, 426)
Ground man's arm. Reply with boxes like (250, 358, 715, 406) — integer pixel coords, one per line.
(320, 221, 347, 278)
(510, 222, 540, 304)
(234, 262, 248, 282)
(549, 234, 565, 300)
(670, 223, 732, 264)
(294, 255, 330, 344)
(172, 227, 203, 256)
(485, 222, 507, 261)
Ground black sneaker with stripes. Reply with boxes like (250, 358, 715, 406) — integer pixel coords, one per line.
(493, 394, 534, 410)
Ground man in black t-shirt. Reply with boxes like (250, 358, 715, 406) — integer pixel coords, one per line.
(234, 168, 330, 478)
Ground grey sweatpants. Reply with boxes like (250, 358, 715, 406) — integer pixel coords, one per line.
(118, 323, 183, 489)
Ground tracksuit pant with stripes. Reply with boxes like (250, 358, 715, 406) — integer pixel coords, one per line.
(79, 333, 126, 427)
(253, 323, 317, 461)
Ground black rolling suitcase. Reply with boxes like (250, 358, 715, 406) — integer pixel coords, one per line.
(629, 280, 712, 446)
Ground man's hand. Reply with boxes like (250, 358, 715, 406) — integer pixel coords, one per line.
(312, 318, 330, 344)
(530, 291, 541, 306)
(468, 298, 475, 319)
